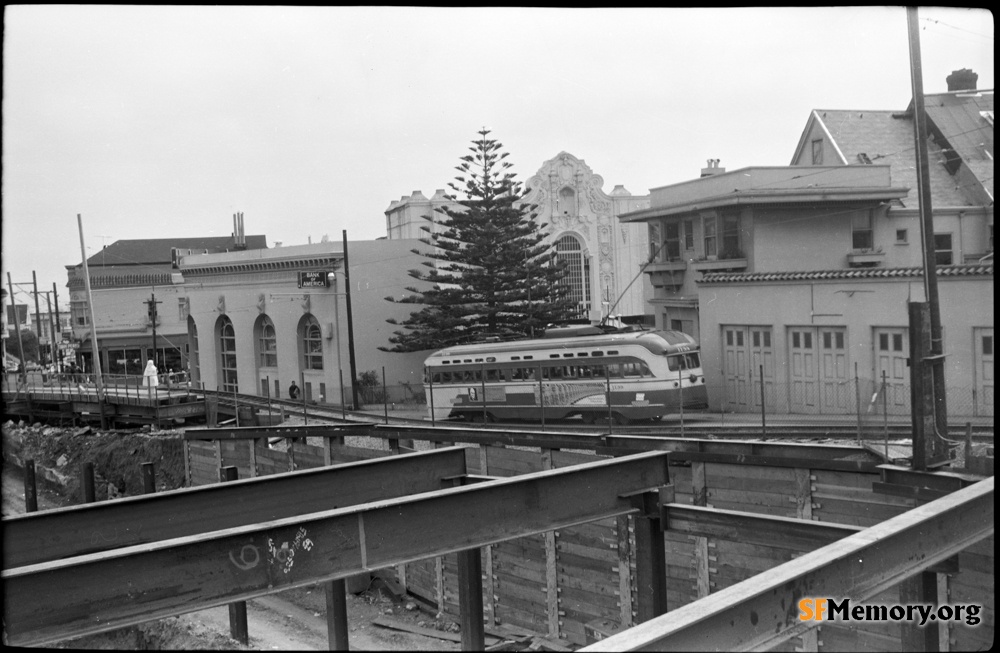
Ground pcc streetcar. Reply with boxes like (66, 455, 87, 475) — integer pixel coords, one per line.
(423, 326, 708, 424)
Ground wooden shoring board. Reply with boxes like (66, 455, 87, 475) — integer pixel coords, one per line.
(581, 477, 994, 652)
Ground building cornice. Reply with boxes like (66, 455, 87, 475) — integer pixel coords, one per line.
(181, 256, 341, 277)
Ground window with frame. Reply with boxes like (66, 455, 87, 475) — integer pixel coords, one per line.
(219, 317, 238, 393)
(683, 219, 694, 250)
(257, 316, 277, 368)
(664, 221, 681, 260)
(556, 234, 592, 318)
(896, 229, 908, 244)
(302, 317, 324, 370)
(934, 233, 953, 265)
(852, 211, 874, 250)
(721, 213, 741, 258)
(811, 139, 824, 165)
(649, 222, 662, 260)
(703, 215, 718, 257)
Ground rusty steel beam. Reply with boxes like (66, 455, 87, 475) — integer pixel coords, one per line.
(184, 423, 374, 440)
(2, 447, 468, 568)
(580, 476, 994, 652)
(2, 451, 670, 647)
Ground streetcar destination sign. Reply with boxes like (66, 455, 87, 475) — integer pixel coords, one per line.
(298, 271, 330, 288)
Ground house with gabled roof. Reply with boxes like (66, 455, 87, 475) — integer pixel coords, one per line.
(621, 69, 993, 418)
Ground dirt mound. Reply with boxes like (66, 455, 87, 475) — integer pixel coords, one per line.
(2, 420, 187, 501)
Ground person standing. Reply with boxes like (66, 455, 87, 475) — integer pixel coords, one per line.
(288, 381, 300, 399)
(143, 359, 159, 399)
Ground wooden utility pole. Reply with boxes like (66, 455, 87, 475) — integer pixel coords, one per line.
(342, 230, 360, 410)
(77, 213, 107, 428)
(146, 293, 161, 369)
(7, 273, 26, 368)
(906, 7, 949, 467)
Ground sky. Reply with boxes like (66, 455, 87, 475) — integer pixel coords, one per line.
(2, 6, 994, 309)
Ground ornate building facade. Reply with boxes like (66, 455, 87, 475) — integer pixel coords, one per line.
(385, 152, 652, 325)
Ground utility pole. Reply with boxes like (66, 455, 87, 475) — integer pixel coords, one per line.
(31, 271, 43, 344)
(44, 293, 59, 372)
(146, 293, 161, 370)
(906, 7, 949, 467)
(6, 273, 26, 369)
(342, 230, 360, 410)
(78, 213, 107, 428)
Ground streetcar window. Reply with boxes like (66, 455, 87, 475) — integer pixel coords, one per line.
(592, 351, 604, 357)
(524, 356, 533, 360)
(563, 353, 574, 358)
(512, 356, 520, 361)
(524, 368, 536, 380)
(486, 369, 500, 382)
(608, 350, 619, 355)
(578, 366, 592, 378)
(592, 365, 606, 378)
(511, 368, 523, 380)
(432, 372, 442, 383)
(549, 366, 563, 379)
(577, 352, 588, 357)
(550, 354, 560, 359)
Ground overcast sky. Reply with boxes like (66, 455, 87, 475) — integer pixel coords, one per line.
(2, 6, 994, 307)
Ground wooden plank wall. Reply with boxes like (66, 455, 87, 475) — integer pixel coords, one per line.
(183, 437, 994, 651)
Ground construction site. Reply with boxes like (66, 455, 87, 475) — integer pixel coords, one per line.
(1, 373, 994, 651)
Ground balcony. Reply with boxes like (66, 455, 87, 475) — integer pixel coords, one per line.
(847, 249, 885, 268)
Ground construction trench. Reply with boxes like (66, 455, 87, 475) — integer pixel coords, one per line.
(1, 421, 994, 651)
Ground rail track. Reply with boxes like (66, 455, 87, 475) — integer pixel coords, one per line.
(206, 390, 993, 442)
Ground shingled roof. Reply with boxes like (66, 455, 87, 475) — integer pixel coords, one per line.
(810, 109, 970, 207)
(82, 235, 267, 268)
(698, 264, 993, 284)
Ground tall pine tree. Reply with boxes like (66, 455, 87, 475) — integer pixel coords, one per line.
(381, 129, 576, 353)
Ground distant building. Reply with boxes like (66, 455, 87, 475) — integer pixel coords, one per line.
(178, 239, 430, 405)
(385, 152, 653, 325)
(65, 226, 267, 375)
(622, 70, 993, 416)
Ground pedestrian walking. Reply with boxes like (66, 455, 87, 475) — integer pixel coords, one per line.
(288, 381, 300, 399)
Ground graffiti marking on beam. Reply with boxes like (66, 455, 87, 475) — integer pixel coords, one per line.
(267, 527, 314, 575)
(229, 544, 261, 571)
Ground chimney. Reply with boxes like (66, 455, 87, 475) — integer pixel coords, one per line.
(946, 68, 978, 92)
(700, 159, 725, 178)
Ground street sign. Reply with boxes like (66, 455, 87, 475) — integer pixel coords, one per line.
(298, 271, 330, 288)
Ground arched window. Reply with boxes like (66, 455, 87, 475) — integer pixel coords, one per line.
(255, 315, 277, 368)
(217, 316, 238, 392)
(187, 316, 200, 387)
(556, 234, 592, 318)
(302, 316, 323, 370)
